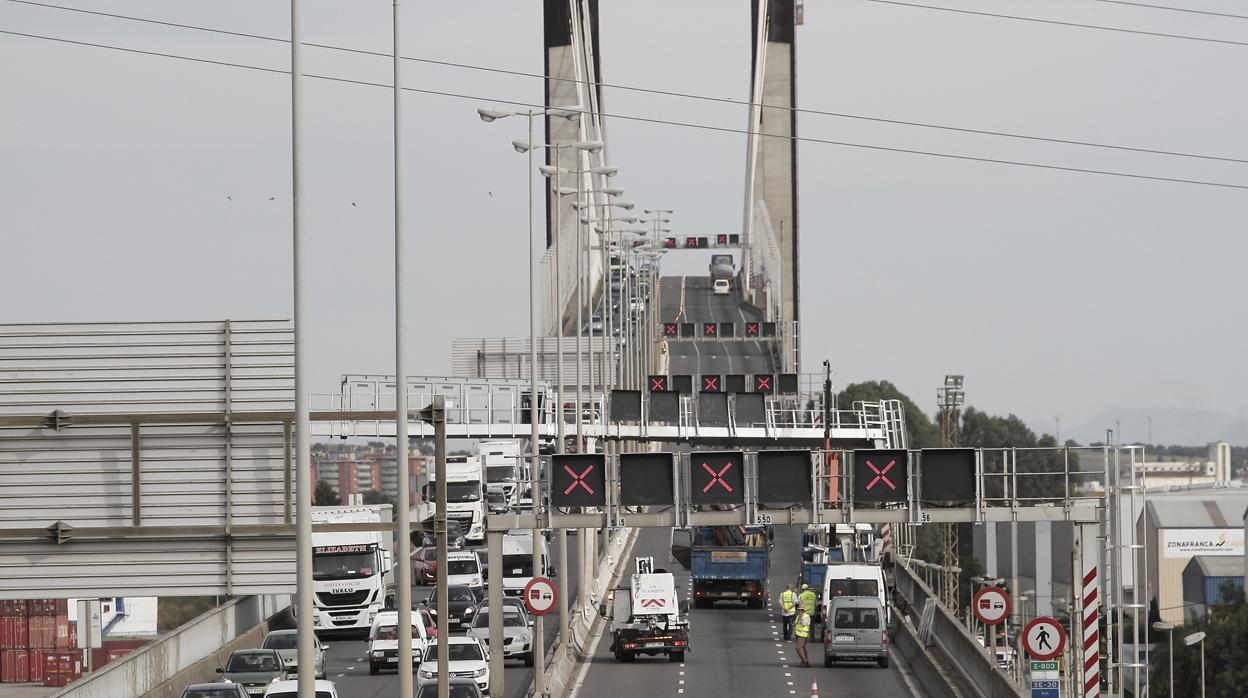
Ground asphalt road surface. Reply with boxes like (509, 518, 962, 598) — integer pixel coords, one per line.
(317, 540, 576, 698)
(573, 526, 916, 698)
(660, 275, 775, 378)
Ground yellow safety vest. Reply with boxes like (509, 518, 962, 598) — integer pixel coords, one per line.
(795, 612, 811, 638)
(780, 590, 797, 614)
(799, 590, 818, 615)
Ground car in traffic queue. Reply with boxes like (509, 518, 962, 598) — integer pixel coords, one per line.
(419, 607, 438, 639)
(712, 278, 731, 295)
(216, 649, 286, 696)
(415, 677, 484, 698)
(465, 605, 535, 666)
(444, 550, 486, 591)
(260, 629, 326, 680)
(368, 610, 429, 675)
(413, 546, 438, 585)
(261, 678, 339, 698)
(416, 636, 490, 696)
(499, 596, 532, 627)
(421, 584, 483, 629)
(823, 596, 889, 668)
(180, 683, 250, 698)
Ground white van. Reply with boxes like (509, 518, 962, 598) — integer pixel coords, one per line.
(501, 530, 553, 597)
(444, 550, 485, 591)
(820, 563, 889, 637)
(712, 279, 731, 295)
(368, 610, 429, 675)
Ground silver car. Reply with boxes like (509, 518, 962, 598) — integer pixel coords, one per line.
(465, 606, 534, 666)
(823, 597, 889, 668)
(261, 629, 326, 679)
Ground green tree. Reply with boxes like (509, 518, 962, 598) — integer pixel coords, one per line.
(314, 480, 340, 506)
(959, 408, 1078, 501)
(361, 489, 396, 507)
(836, 380, 941, 448)
(1150, 587, 1247, 697)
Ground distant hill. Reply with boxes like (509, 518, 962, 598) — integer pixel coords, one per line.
(1036, 407, 1248, 447)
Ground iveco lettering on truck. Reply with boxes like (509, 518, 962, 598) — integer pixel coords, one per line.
(417, 455, 485, 543)
(310, 505, 395, 634)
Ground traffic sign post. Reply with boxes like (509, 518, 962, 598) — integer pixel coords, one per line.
(973, 585, 1010, 670)
(523, 577, 557, 616)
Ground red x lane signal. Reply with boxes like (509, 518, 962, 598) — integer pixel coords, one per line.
(563, 464, 595, 495)
(703, 323, 718, 337)
(754, 374, 773, 393)
(663, 237, 677, 248)
(686, 236, 698, 248)
(663, 323, 678, 336)
(701, 462, 734, 493)
(551, 454, 606, 507)
(865, 460, 897, 490)
(745, 322, 760, 337)
(690, 452, 744, 504)
(649, 375, 669, 392)
(716, 234, 728, 245)
(853, 449, 908, 504)
(702, 375, 720, 392)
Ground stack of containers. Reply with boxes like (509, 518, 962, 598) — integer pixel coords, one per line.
(0, 599, 73, 685)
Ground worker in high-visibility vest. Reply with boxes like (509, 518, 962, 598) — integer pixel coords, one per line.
(778, 583, 798, 640)
(799, 583, 818, 618)
(794, 607, 812, 668)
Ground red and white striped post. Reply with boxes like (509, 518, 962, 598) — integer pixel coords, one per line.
(1077, 523, 1101, 697)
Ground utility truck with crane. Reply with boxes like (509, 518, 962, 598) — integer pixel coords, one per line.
(601, 562, 690, 663)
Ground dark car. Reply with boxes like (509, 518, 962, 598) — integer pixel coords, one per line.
(415, 678, 483, 698)
(181, 684, 249, 698)
(216, 648, 286, 695)
(422, 584, 482, 629)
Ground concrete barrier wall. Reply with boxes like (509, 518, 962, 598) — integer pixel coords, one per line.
(891, 616, 961, 698)
(51, 595, 291, 698)
(893, 564, 1023, 698)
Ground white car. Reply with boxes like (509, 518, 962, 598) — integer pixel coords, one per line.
(466, 606, 534, 666)
(263, 679, 338, 698)
(712, 278, 731, 295)
(444, 550, 486, 591)
(369, 610, 429, 675)
(417, 636, 490, 695)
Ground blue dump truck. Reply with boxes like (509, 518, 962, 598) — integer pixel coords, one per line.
(672, 526, 770, 609)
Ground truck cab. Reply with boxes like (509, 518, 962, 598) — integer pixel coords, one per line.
(602, 572, 690, 663)
(479, 440, 522, 503)
(310, 505, 395, 635)
(417, 455, 485, 544)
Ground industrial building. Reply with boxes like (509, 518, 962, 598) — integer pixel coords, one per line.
(1138, 497, 1246, 623)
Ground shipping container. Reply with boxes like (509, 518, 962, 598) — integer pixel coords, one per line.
(28, 650, 45, 684)
(54, 615, 69, 650)
(42, 652, 81, 688)
(27, 615, 54, 650)
(1, 649, 30, 683)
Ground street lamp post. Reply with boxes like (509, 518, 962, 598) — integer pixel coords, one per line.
(1184, 631, 1206, 698)
(1152, 622, 1173, 698)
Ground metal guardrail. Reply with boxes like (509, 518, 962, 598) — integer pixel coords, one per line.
(894, 561, 1025, 698)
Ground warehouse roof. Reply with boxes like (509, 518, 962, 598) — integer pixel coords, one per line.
(1184, 556, 1245, 578)
(1145, 496, 1248, 528)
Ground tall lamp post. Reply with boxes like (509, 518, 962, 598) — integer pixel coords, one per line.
(1152, 622, 1173, 698)
(1184, 631, 1206, 698)
(476, 106, 592, 698)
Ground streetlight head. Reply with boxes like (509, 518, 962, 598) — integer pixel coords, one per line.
(1151, 622, 1173, 631)
(602, 187, 624, 196)
(477, 107, 514, 122)
(593, 166, 619, 177)
(556, 187, 577, 196)
(547, 106, 582, 120)
(615, 200, 636, 210)
(575, 140, 605, 153)
(539, 165, 558, 177)
(1183, 631, 1206, 646)
(511, 139, 533, 153)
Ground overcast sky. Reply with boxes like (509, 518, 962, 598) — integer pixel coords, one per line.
(2, 0, 1245, 437)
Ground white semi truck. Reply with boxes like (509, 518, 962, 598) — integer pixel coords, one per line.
(310, 504, 395, 635)
(479, 439, 522, 502)
(416, 455, 486, 544)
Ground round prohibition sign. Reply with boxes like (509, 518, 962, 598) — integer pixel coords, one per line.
(1022, 617, 1066, 660)
(523, 576, 558, 616)
(971, 586, 1010, 626)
